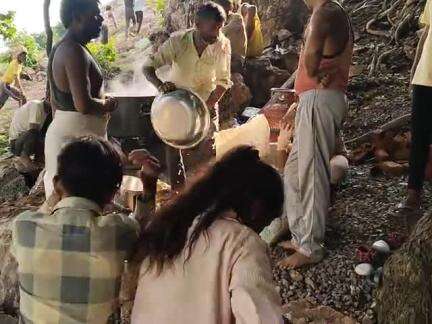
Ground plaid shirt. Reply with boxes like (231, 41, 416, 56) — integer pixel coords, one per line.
(12, 197, 140, 324)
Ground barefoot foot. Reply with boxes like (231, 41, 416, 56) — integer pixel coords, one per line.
(278, 252, 321, 269)
(278, 240, 299, 252)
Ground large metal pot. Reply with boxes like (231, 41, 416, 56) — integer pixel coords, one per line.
(107, 95, 156, 138)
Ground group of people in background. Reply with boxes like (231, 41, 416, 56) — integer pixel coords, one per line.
(2, 0, 431, 321)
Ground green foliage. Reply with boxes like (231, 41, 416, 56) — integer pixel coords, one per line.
(0, 11, 17, 41)
(87, 38, 118, 76)
(147, 0, 167, 22)
(32, 23, 66, 50)
(0, 11, 42, 69)
(10, 32, 42, 68)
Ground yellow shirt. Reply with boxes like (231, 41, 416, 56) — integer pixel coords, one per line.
(222, 13, 247, 57)
(413, 0, 432, 86)
(246, 14, 264, 58)
(1, 59, 22, 85)
(144, 29, 232, 101)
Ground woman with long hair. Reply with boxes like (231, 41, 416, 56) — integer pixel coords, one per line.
(130, 146, 284, 324)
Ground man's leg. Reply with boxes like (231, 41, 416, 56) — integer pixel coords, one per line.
(405, 85, 432, 210)
(4, 84, 25, 106)
(125, 14, 131, 38)
(279, 90, 347, 268)
(136, 11, 144, 33)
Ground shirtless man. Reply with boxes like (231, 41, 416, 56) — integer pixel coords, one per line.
(44, 0, 117, 198)
(278, 0, 353, 268)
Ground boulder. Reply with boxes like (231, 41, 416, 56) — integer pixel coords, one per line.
(0, 166, 28, 202)
(219, 73, 252, 128)
(283, 300, 358, 324)
(244, 58, 290, 107)
(164, 0, 309, 46)
(249, 0, 309, 43)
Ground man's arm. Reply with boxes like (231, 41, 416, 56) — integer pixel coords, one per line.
(129, 149, 161, 223)
(303, 9, 333, 80)
(208, 41, 232, 109)
(63, 43, 115, 114)
(143, 37, 177, 92)
(411, 26, 429, 82)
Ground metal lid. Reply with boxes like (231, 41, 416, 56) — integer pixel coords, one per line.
(151, 89, 211, 149)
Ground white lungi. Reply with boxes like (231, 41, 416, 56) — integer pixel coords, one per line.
(43, 110, 108, 198)
(284, 89, 347, 259)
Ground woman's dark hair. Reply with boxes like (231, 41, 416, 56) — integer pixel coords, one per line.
(56, 136, 123, 206)
(60, 0, 100, 28)
(195, 2, 227, 24)
(133, 146, 284, 273)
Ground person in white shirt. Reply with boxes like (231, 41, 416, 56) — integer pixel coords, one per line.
(9, 99, 51, 172)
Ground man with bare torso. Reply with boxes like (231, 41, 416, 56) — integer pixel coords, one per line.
(44, 0, 117, 198)
(278, 0, 353, 268)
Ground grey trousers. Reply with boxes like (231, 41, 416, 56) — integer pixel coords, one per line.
(284, 89, 347, 258)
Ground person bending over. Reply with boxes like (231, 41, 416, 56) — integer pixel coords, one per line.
(0, 50, 27, 109)
(9, 98, 52, 172)
(142, 2, 232, 188)
(12, 136, 158, 323)
(128, 146, 284, 324)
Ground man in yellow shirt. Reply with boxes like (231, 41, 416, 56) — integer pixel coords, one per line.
(143, 2, 232, 114)
(143, 2, 232, 188)
(399, 0, 432, 217)
(0, 50, 27, 109)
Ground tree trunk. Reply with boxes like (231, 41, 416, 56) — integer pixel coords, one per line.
(43, 0, 53, 56)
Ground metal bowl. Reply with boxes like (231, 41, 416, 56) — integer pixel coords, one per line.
(151, 89, 211, 149)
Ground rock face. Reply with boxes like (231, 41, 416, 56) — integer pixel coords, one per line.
(0, 166, 28, 202)
(219, 73, 252, 127)
(244, 58, 290, 107)
(249, 0, 309, 42)
(164, 0, 309, 45)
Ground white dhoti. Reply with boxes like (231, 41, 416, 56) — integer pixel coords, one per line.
(43, 110, 108, 198)
(284, 89, 347, 259)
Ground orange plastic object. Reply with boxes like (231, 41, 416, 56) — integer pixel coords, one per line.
(262, 88, 297, 142)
